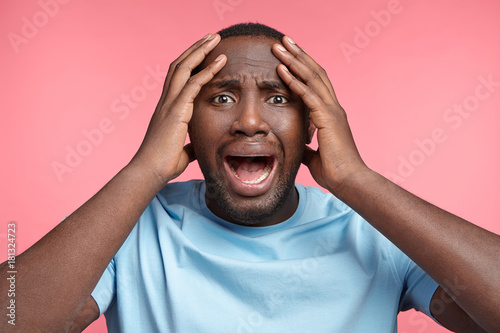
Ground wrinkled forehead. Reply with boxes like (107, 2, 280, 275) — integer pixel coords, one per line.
(203, 36, 282, 82)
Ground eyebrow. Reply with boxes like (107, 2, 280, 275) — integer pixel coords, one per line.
(206, 79, 288, 91)
(258, 80, 287, 91)
(206, 79, 240, 90)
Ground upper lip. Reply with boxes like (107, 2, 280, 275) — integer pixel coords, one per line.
(221, 141, 279, 158)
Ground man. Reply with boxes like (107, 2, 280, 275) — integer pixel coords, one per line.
(1, 23, 499, 332)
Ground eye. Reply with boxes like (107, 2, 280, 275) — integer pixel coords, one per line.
(266, 95, 288, 104)
(212, 95, 235, 104)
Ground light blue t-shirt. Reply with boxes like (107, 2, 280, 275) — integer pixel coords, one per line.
(91, 180, 440, 332)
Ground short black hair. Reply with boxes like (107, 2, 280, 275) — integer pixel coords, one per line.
(192, 22, 284, 76)
(217, 22, 284, 41)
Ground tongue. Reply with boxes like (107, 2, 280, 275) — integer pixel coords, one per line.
(231, 157, 267, 182)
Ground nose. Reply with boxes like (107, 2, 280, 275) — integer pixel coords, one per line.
(230, 98, 270, 137)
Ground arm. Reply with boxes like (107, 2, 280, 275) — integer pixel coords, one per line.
(0, 33, 226, 332)
(334, 168, 498, 332)
(272, 36, 500, 333)
(66, 297, 100, 333)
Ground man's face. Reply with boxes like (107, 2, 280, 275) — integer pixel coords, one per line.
(189, 36, 311, 227)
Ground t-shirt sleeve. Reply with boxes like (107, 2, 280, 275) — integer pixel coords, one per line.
(399, 259, 439, 317)
(91, 258, 117, 316)
(388, 242, 441, 321)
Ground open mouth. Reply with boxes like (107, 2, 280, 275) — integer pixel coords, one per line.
(226, 156, 275, 185)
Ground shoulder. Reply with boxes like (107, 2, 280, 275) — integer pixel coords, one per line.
(297, 184, 406, 262)
(296, 184, 357, 226)
(157, 179, 203, 204)
(109, 180, 204, 257)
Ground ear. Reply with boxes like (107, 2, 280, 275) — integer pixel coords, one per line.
(306, 121, 316, 144)
(186, 133, 197, 160)
(305, 108, 316, 144)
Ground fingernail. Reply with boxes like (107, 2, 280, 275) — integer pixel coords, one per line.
(215, 54, 224, 62)
(207, 34, 216, 41)
(287, 36, 296, 45)
(278, 64, 289, 72)
(202, 33, 211, 40)
(276, 44, 286, 52)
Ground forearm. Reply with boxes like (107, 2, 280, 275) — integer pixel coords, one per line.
(0, 161, 164, 332)
(333, 168, 500, 332)
(0, 32, 223, 332)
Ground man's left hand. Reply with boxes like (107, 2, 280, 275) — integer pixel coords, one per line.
(272, 36, 368, 196)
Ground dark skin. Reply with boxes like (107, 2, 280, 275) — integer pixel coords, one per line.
(1, 33, 499, 332)
(270, 36, 498, 332)
(189, 36, 313, 226)
(0, 34, 227, 332)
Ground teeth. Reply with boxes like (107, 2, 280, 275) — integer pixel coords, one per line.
(229, 160, 273, 184)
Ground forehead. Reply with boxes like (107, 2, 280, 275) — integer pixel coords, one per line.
(204, 36, 281, 82)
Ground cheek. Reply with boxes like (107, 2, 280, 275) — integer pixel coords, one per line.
(189, 111, 207, 157)
(189, 110, 226, 160)
(272, 113, 307, 142)
(191, 107, 233, 141)
(190, 103, 204, 129)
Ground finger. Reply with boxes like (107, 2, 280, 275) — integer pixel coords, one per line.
(157, 34, 219, 110)
(273, 42, 335, 106)
(173, 34, 213, 70)
(165, 34, 217, 89)
(156, 33, 213, 109)
(282, 36, 336, 99)
(169, 54, 227, 124)
(276, 64, 329, 127)
(163, 34, 222, 107)
(281, 36, 340, 105)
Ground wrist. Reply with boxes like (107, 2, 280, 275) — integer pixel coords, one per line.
(124, 157, 170, 193)
(327, 165, 376, 203)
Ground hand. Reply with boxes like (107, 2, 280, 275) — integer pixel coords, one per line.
(131, 34, 226, 184)
(272, 36, 368, 195)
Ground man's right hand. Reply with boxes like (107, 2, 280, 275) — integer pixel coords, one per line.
(0, 33, 226, 333)
(131, 33, 226, 184)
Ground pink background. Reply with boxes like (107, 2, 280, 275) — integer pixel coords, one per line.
(1, 0, 499, 332)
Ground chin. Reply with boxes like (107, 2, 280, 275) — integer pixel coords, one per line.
(204, 166, 298, 227)
(219, 198, 284, 226)
(197, 139, 304, 226)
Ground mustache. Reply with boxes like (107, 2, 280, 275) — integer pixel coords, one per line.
(216, 137, 284, 158)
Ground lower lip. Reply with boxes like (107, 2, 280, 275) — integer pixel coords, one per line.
(223, 158, 277, 197)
